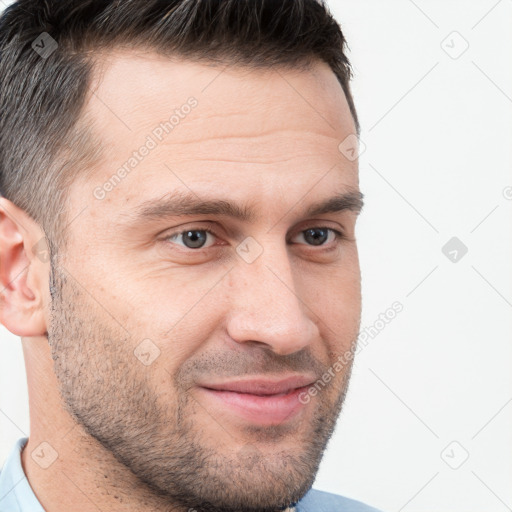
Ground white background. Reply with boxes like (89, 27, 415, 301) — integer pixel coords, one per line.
(1, 1, 511, 511)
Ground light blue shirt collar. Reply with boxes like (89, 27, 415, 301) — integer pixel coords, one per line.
(0, 436, 45, 512)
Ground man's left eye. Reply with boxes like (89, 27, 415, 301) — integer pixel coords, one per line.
(292, 227, 344, 246)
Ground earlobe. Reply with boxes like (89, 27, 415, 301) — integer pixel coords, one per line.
(0, 198, 49, 337)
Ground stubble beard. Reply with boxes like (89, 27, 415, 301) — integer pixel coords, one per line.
(46, 258, 355, 512)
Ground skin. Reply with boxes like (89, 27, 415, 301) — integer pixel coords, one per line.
(0, 51, 362, 512)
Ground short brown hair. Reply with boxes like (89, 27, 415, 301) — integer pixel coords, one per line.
(0, 0, 359, 251)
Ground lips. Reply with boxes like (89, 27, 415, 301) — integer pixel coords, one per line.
(200, 375, 316, 394)
(197, 375, 316, 425)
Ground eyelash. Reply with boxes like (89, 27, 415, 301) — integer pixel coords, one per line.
(163, 226, 346, 251)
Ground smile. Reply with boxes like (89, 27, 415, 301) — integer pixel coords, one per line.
(197, 375, 315, 425)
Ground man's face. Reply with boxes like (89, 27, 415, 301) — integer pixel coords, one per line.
(47, 52, 362, 512)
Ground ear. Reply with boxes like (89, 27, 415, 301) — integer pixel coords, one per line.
(0, 197, 49, 337)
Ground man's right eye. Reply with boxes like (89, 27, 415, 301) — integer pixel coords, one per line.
(163, 227, 220, 250)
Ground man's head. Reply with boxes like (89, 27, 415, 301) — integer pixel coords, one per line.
(0, 1, 364, 511)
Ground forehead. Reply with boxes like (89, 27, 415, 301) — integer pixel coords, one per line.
(86, 50, 353, 121)
(72, 51, 359, 220)
(83, 50, 356, 150)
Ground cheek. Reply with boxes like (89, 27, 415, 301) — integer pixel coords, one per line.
(302, 248, 361, 306)
(88, 263, 225, 332)
(318, 289, 361, 346)
(124, 279, 228, 366)
(302, 259, 361, 349)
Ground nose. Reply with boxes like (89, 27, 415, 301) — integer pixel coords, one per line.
(225, 244, 319, 356)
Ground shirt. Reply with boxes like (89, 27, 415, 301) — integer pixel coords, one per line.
(0, 437, 383, 512)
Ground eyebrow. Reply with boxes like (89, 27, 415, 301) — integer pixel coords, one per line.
(126, 189, 364, 224)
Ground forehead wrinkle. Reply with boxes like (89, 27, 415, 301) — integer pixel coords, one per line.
(150, 128, 341, 167)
